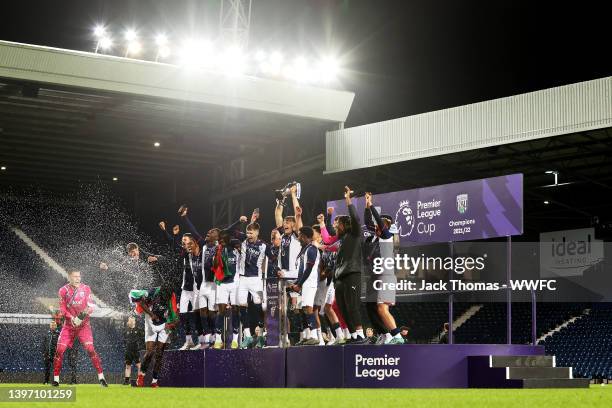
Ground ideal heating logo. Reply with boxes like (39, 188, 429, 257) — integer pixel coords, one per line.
(550, 235, 592, 257)
(540, 228, 604, 278)
(354, 354, 401, 381)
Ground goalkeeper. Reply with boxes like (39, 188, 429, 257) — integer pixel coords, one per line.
(52, 270, 107, 387)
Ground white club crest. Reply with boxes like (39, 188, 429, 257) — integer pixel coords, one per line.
(395, 200, 415, 237)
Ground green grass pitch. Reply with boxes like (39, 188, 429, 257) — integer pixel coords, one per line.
(1, 384, 612, 407)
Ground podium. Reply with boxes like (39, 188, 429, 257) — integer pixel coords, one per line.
(158, 344, 546, 388)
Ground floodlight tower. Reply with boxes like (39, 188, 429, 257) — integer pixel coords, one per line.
(219, 0, 252, 48)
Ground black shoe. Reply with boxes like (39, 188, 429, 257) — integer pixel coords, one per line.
(51, 381, 59, 387)
(99, 379, 108, 387)
(349, 336, 370, 345)
(123, 378, 130, 386)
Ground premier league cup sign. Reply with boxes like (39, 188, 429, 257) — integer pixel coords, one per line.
(327, 174, 523, 244)
(265, 277, 280, 347)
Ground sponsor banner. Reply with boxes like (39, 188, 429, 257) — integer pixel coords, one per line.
(540, 228, 604, 278)
(327, 174, 523, 244)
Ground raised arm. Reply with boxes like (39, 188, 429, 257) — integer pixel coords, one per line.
(224, 216, 248, 241)
(275, 200, 284, 228)
(158, 221, 173, 242)
(318, 213, 338, 244)
(294, 205, 304, 231)
(181, 211, 203, 241)
(345, 186, 361, 236)
(370, 203, 392, 239)
(291, 186, 303, 231)
(325, 207, 336, 236)
(364, 193, 376, 231)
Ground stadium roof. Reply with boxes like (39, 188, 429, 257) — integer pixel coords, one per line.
(0, 40, 354, 191)
(326, 77, 612, 174)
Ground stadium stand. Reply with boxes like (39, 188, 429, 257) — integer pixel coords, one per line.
(454, 302, 588, 345)
(386, 302, 471, 343)
(541, 303, 612, 380)
(0, 226, 66, 313)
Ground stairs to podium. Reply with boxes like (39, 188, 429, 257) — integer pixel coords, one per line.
(468, 355, 589, 388)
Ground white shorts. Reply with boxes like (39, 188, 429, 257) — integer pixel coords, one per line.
(179, 289, 198, 313)
(377, 273, 396, 305)
(216, 281, 238, 306)
(145, 315, 169, 343)
(262, 280, 268, 312)
(299, 285, 317, 308)
(325, 282, 335, 305)
(197, 282, 217, 310)
(314, 279, 329, 307)
(238, 276, 263, 305)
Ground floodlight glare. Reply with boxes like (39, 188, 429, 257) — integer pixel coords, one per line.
(124, 29, 137, 42)
(290, 56, 310, 82)
(155, 33, 168, 46)
(93, 25, 106, 38)
(317, 57, 340, 83)
(99, 37, 113, 51)
(127, 41, 142, 56)
(266, 51, 283, 75)
(179, 39, 214, 67)
(220, 45, 246, 76)
(157, 46, 171, 59)
(255, 50, 266, 62)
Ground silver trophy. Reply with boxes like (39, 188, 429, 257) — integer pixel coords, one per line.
(275, 182, 301, 206)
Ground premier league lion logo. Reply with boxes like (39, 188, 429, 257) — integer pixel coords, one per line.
(395, 200, 415, 237)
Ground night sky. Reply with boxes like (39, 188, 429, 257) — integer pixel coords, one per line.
(0, 0, 609, 127)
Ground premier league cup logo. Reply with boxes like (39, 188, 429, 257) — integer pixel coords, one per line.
(456, 193, 468, 214)
(395, 200, 415, 237)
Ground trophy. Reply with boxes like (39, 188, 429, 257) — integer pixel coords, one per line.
(275, 181, 301, 206)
